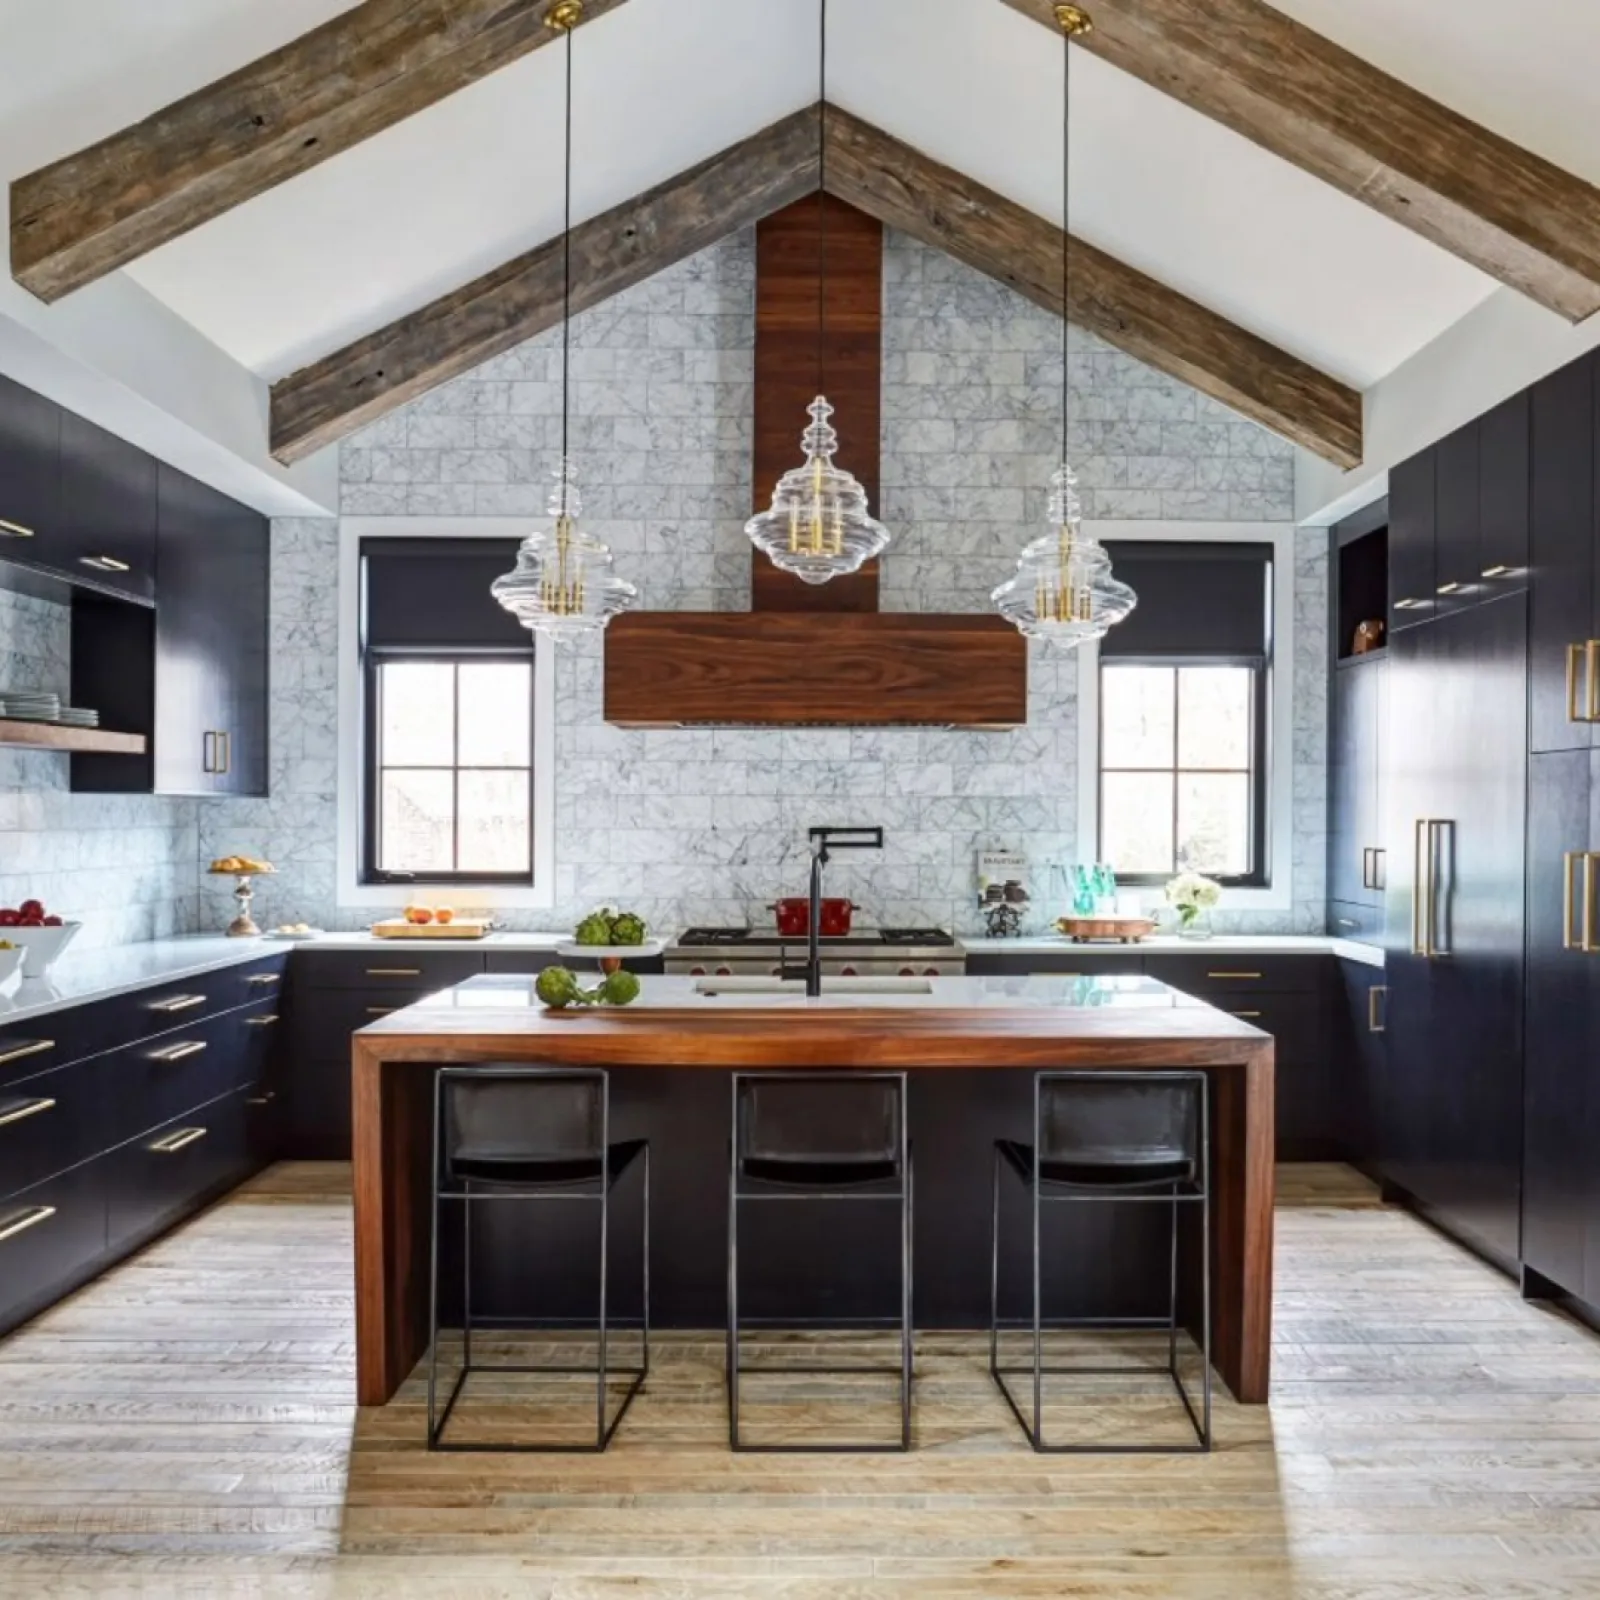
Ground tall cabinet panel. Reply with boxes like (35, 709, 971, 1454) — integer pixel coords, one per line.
(1389, 448, 1437, 629)
(1528, 353, 1596, 754)
(1328, 655, 1387, 920)
(1522, 750, 1600, 1301)
(1382, 596, 1527, 1269)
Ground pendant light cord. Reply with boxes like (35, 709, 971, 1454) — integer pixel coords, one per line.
(1061, 20, 1070, 466)
(561, 17, 575, 471)
(817, 0, 828, 401)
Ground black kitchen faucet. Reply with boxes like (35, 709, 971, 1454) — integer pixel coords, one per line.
(784, 827, 885, 997)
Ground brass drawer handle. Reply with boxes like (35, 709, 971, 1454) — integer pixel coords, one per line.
(1335, 917, 1358, 929)
(149, 1127, 208, 1154)
(1369, 985, 1387, 1034)
(0, 1039, 54, 1068)
(0, 1204, 55, 1243)
(148, 994, 206, 1014)
(245, 1014, 280, 1027)
(246, 973, 281, 987)
(1206, 972, 1261, 981)
(0, 519, 35, 539)
(0, 1096, 56, 1129)
(218, 730, 231, 776)
(366, 1006, 398, 1016)
(365, 967, 421, 977)
(1565, 851, 1583, 952)
(246, 1091, 277, 1107)
(148, 1040, 207, 1063)
(1229, 1010, 1263, 1019)
(79, 553, 131, 573)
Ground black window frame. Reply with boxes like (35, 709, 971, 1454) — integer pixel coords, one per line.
(1097, 653, 1273, 890)
(360, 648, 539, 889)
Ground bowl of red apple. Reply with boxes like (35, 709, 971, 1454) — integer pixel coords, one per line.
(0, 901, 80, 979)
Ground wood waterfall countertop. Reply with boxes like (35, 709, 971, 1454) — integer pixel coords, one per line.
(351, 974, 1276, 1409)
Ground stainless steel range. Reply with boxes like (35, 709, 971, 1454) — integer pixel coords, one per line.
(665, 926, 967, 980)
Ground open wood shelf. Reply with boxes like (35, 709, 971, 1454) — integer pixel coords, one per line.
(0, 718, 146, 755)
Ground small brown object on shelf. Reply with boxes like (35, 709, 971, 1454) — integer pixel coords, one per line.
(1352, 618, 1385, 655)
(370, 917, 491, 940)
(1054, 915, 1157, 945)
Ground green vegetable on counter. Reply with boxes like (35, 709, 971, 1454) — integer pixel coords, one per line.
(608, 911, 647, 946)
(574, 911, 614, 946)
(598, 969, 641, 1006)
(536, 967, 585, 1009)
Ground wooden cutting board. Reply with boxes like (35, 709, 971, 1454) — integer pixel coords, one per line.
(370, 918, 492, 940)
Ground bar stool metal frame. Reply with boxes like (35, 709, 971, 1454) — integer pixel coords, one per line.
(989, 1069, 1211, 1453)
(427, 1065, 649, 1453)
(727, 1070, 913, 1453)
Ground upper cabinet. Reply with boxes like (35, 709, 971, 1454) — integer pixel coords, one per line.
(1528, 352, 1598, 754)
(71, 464, 269, 798)
(0, 374, 155, 605)
(1388, 448, 1436, 629)
(0, 374, 62, 564)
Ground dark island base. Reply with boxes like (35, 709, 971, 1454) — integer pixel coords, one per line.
(419, 1070, 1209, 1353)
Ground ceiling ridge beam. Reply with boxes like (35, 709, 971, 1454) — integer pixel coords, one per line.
(269, 107, 821, 463)
(822, 107, 1363, 469)
(999, 0, 1600, 322)
(11, 0, 635, 304)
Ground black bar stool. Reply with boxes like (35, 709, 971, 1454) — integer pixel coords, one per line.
(728, 1071, 912, 1452)
(989, 1070, 1211, 1453)
(427, 1066, 649, 1452)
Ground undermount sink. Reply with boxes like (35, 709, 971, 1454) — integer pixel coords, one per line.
(691, 976, 934, 997)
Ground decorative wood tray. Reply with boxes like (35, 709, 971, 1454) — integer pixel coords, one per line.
(1053, 915, 1157, 945)
(370, 918, 493, 940)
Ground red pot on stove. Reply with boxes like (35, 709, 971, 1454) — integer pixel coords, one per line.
(770, 898, 857, 937)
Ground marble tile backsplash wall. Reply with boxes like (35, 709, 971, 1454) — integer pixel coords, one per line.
(0, 589, 200, 949)
(197, 230, 1323, 938)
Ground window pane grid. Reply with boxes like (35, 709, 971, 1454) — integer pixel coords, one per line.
(371, 657, 534, 883)
(1099, 660, 1264, 885)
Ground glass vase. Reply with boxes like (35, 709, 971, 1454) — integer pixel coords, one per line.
(1177, 909, 1214, 941)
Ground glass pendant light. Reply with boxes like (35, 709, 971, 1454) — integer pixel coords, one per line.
(992, 4, 1134, 648)
(744, 0, 889, 585)
(493, 0, 636, 642)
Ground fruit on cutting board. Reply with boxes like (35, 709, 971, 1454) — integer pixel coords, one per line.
(404, 905, 434, 925)
(435, 907, 455, 925)
(209, 855, 274, 874)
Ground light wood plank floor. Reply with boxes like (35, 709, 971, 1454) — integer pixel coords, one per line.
(2, 1162, 1599, 1598)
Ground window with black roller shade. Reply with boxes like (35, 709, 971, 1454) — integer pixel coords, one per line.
(360, 539, 536, 887)
(1097, 543, 1273, 887)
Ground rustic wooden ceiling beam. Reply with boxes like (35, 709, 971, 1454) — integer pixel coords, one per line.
(824, 107, 1362, 469)
(10, 0, 635, 304)
(999, 0, 1600, 322)
(268, 107, 821, 463)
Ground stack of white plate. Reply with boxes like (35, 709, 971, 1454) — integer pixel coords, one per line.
(57, 707, 100, 728)
(0, 691, 62, 722)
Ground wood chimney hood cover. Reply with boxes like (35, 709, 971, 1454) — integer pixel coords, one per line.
(603, 612, 1026, 728)
(602, 195, 1028, 730)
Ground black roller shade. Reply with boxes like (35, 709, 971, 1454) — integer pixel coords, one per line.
(362, 538, 531, 652)
(1100, 541, 1273, 662)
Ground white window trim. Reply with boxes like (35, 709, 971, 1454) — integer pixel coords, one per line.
(1075, 521, 1297, 914)
(336, 518, 555, 910)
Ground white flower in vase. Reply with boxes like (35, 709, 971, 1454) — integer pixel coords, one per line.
(1163, 871, 1222, 938)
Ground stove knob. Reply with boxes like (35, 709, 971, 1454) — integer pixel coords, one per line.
(715, 966, 733, 977)
(840, 966, 858, 978)
(924, 967, 941, 977)
(689, 966, 706, 977)
(770, 965, 783, 977)
(899, 966, 916, 977)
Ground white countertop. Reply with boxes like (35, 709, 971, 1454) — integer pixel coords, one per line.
(963, 933, 1385, 967)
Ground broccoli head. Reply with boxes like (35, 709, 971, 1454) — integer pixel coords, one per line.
(598, 969, 641, 1006)
(535, 966, 584, 1009)
(608, 911, 647, 946)
(574, 910, 614, 946)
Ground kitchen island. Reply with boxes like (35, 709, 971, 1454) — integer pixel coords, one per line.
(352, 973, 1275, 1407)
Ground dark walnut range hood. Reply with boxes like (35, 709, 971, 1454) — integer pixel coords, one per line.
(603, 195, 1027, 729)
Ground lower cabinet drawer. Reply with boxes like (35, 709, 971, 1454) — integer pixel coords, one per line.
(1143, 954, 1325, 997)
(0, 1055, 121, 1202)
(298, 950, 486, 990)
(0, 1160, 108, 1338)
(106, 1092, 250, 1253)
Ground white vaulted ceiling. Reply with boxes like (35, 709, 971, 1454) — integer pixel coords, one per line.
(4, 0, 1598, 399)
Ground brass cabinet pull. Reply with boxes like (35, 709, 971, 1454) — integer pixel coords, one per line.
(1412, 819, 1427, 956)
(0, 1096, 55, 1130)
(1369, 985, 1387, 1034)
(1371, 848, 1385, 891)
(1590, 643, 1600, 723)
(148, 1040, 207, 1063)
(0, 1204, 55, 1244)
(365, 967, 421, 977)
(218, 731, 231, 775)
(1569, 642, 1600, 724)
(148, 993, 205, 1014)
(202, 731, 215, 774)
(1418, 820, 1453, 958)
(1361, 847, 1372, 890)
(79, 554, 131, 573)
(246, 973, 281, 988)
(1335, 917, 1358, 929)
(1206, 972, 1261, 981)
(246, 1090, 277, 1107)
(1569, 645, 1584, 722)
(1230, 1010, 1263, 1019)
(1565, 852, 1583, 952)
(0, 1039, 54, 1068)
(366, 1006, 398, 1016)
(1585, 854, 1600, 957)
(0, 519, 35, 539)
(245, 1014, 280, 1027)
(149, 1127, 207, 1154)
